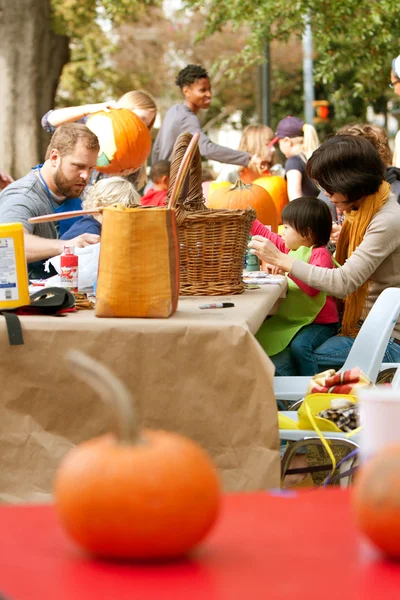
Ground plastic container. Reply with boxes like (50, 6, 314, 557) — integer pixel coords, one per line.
(60, 247, 78, 292)
(245, 236, 260, 271)
(0, 223, 30, 310)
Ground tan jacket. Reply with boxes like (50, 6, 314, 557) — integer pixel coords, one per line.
(290, 195, 400, 339)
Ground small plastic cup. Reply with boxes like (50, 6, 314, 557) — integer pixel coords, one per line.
(357, 386, 400, 460)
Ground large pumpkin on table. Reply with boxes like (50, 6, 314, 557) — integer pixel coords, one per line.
(54, 351, 221, 561)
(86, 108, 151, 174)
(253, 176, 289, 223)
(207, 180, 278, 232)
(352, 443, 400, 558)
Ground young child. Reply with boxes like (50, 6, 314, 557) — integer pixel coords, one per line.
(269, 116, 320, 200)
(61, 176, 141, 240)
(251, 197, 339, 376)
(141, 160, 170, 207)
(216, 124, 276, 184)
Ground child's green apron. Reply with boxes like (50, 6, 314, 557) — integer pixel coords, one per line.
(255, 246, 326, 356)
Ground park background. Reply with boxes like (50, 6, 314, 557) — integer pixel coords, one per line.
(1, 0, 400, 178)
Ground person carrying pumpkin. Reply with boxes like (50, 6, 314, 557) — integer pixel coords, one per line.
(249, 135, 400, 374)
(41, 90, 158, 190)
(269, 116, 320, 201)
(152, 64, 261, 171)
(251, 197, 339, 376)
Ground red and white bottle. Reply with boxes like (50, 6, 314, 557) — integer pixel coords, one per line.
(60, 246, 78, 292)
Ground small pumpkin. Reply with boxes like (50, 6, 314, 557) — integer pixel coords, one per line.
(252, 176, 289, 223)
(207, 180, 278, 232)
(352, 443, 400, 558)
(86, 108, 151, 175)
(54, 351, 221, 560)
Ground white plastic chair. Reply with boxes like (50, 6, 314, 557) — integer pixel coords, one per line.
(278, 288, 400, 486)
(275, 287, 400, 402)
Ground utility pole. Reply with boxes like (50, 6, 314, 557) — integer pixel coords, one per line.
(261, 43, 271, 126)
(302, 13, 314, 124)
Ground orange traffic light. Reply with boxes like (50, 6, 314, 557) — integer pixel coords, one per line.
(312, 100, 331, 123)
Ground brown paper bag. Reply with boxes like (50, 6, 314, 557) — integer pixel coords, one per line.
(96, 205, 179, 318)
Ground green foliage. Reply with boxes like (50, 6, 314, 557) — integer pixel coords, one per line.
(50, 0, 153, 36)
(50, 0, 160, 106)
(183, 0, 400, 118)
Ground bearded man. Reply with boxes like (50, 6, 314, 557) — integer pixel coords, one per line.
(0, 124, 100, 276)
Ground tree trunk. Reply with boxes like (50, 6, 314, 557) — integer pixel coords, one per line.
(0, 0, 69, 178)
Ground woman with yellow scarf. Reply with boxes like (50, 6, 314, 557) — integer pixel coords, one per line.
(249, 135, 400, 375)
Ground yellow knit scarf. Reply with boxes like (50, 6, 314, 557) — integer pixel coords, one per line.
(335, 181, 391, 337)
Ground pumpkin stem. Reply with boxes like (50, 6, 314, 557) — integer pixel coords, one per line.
(66, 350, 139, 445)
(230, 180, 252, 192)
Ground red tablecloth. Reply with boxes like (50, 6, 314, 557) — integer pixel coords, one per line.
(1, 489, 399, 600)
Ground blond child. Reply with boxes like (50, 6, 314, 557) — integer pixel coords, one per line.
(61, 176, 141, 240)
(216, 124, 276, 184)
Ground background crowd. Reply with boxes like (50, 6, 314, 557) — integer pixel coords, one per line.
(1, 58, 400, 382)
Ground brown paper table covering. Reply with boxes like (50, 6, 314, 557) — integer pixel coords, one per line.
(0, 280, 287, 503)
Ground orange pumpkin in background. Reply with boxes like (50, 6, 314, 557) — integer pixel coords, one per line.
(352, 443, 400, 558)
(54, 351, 221, 560)
(253, 176, 289, 223)
(202, 180, 231, 202)
(207, 180, 278, 232)
(86, 108, 151, 174)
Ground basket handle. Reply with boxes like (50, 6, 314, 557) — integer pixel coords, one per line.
(168, 132, 206, 215)
(167, 132, 199, 210)
(28, 208, 102, 224)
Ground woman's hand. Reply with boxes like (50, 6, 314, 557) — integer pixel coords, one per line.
(84, 101, 117, 115)
(248, 235, 295, 273)
(330, 222, 342, 244)
(262, 262, 285, 275)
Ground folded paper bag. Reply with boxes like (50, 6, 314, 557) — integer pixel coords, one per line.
(95, 205, 180, 318)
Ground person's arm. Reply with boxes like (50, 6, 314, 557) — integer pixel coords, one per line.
(250, 220, 288, 253)
(249, 208, 400, 298)
(0, 168, 13, 190)
(181, 111, 250, 166)
(24, 230, 100, 262)
(151, 135, 160, 164)
(289, 247, 333, 297)
(44, 101, 116, 129)
(286, 169, 303, 201)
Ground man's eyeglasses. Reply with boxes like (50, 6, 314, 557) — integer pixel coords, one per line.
(389, 79, 400, 89)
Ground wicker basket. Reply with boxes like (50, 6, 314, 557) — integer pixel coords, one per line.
(166, 132, 256, 296)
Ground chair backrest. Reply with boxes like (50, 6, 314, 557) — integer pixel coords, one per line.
(342, 287, 400, 381)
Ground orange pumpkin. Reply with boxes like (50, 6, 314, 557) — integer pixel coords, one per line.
(352, 443, 400, 558)
(86, 108, 151, 174)
(207, 180, 278, 232)
(252, 176, 289, 223)
(54, 351, 221, 560)
(203, 180, 231, 203)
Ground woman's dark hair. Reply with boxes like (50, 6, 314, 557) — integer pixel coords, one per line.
(281, 197, 332, 247)
(306, 135, 385, 203)
(176, 64, 209, 88)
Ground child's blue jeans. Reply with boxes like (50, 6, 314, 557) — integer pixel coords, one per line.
(272, 322, 340, 376)
(312, 334, 400, 373)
